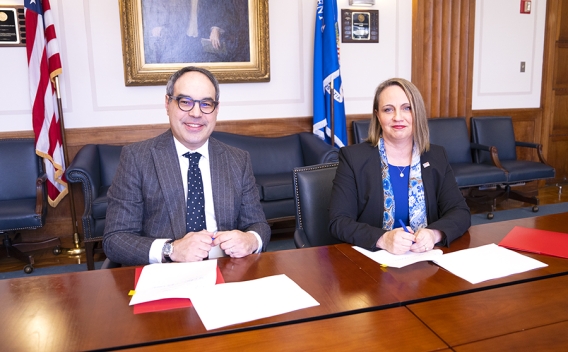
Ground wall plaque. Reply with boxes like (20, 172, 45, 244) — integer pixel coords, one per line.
(341, 9, 378, 44)
(0, 6, 25, 47)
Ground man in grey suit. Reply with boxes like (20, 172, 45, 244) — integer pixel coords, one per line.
(103, 66, 270, 266)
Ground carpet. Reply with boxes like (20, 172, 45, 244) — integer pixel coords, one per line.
(470, 202, 568, 226)
(3, 202, 568, 280)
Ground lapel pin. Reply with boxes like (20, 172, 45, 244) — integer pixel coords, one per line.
(423, 162, 430, 168)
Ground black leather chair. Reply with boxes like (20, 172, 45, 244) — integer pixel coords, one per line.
(352, 119, 371, 144)
(292, 162, 343, 248)
(428, 117, 509, 219)
(470, 116, 555, 211)
(66, 144, 123, 270)
(212, 131, 339, 223)
(0, 138, 61, 274)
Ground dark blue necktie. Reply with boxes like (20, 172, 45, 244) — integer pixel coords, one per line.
(183, 152, 206, 233)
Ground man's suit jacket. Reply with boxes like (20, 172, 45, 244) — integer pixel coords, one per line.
(329, 141, 471, 251)
(103, 130, 270, 266)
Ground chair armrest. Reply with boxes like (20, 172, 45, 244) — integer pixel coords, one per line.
(66, 145, 102, 204)
(515, 141, 551, 165)
(298, 132, 339, 165)
(470, 143, 506, 171)
(515, 141, 540, 149)
(293, 228, 311, 248)
(35, 172, 47, 215)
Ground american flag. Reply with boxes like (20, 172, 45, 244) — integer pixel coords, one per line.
(25, 0, 67, 207)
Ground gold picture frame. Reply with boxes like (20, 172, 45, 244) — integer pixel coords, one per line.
(118, 0, 270, 86)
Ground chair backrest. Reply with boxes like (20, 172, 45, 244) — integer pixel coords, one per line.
(211, 131, 304, 176)
(97, 144, 123, 187)
(293, 162, 343, 247)
(471, 116, 517, 163)
(352, 120, 371, 144)
(428, 117, 473, 164)
(0, 138, 43, 201)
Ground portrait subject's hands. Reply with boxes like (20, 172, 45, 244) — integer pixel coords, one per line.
(377, 227, 416, 255)
(170, 230, 215, 262)
(209, 27, 221, 49)
(213, 230, 258, 258)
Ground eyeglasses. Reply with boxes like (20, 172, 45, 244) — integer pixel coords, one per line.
(168, 95, 219, 114)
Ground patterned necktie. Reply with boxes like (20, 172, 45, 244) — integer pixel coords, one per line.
(183, 152, 206, 233)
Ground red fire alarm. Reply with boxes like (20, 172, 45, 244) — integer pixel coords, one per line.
(521, 0, 531, 14)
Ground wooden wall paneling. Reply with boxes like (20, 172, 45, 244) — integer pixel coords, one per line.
(558, 0, 568, 40)
(412, 0, 431, 115)
(412, 0, 474, 119)
(554, 44, 568, 88)
(549, 137, 568, 182)
(431, 1, 442, 117)
(541, 0, 568, 183)
(552, 91, 568, 133)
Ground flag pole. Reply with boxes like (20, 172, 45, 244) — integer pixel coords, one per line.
(54, 76, 84, 256)
(330, 80, 335, 147)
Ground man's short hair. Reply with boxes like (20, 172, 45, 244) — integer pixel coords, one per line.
(166, 66, 220, 101)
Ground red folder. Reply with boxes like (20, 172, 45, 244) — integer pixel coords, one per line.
(132, 266, 225, 314)
(499, 226, 568, 259)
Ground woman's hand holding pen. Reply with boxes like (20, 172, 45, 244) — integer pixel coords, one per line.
(410, 228, 443, 253)
(377, 225, 416, 255)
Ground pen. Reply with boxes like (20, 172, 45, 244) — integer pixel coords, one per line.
(398, 219, 409, 232)
(398, 219, 416, 244)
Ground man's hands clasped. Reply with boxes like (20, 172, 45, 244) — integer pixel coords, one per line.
(168, 229, 258, 262)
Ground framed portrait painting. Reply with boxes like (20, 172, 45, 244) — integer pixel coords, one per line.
(118, 0, 270, 85)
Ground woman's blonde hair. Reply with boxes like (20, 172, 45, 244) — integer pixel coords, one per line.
(367, 78, 430, 154)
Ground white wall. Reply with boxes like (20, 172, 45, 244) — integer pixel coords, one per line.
(472, 0, 546, 109)
(0, 0, 546, 133)
(0, 0, 411, 132)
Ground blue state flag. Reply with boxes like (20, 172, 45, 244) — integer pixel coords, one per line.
(313, 0, 347, 148)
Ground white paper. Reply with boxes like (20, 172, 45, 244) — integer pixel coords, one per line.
(189, 274, 320, 330)
(129, 260, 218, 305)
(209, 244, 226, 259)
(433, 243, 548, 284)
(353, 246, 444, 268)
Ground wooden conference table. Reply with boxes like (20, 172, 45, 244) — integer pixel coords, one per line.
(125, 274, 568, 351)
(2, 213, 568, 351)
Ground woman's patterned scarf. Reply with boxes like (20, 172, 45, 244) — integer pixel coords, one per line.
(379, 137, 428, 231)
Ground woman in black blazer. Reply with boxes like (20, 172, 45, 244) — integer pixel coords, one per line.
(329, 78, 470, 254)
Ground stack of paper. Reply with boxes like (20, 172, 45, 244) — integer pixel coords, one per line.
(354, 243, 548, 284)
(130, 261, 319, 330)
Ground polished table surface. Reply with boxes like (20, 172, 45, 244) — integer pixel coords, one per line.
(337, 212, 568, 303)
(0, 245, 398, 352)
(2, 213, 568, 351)
(408, 274, 568, 350)
(122, 307, 450, 352)
(134, 275, 568, 351)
